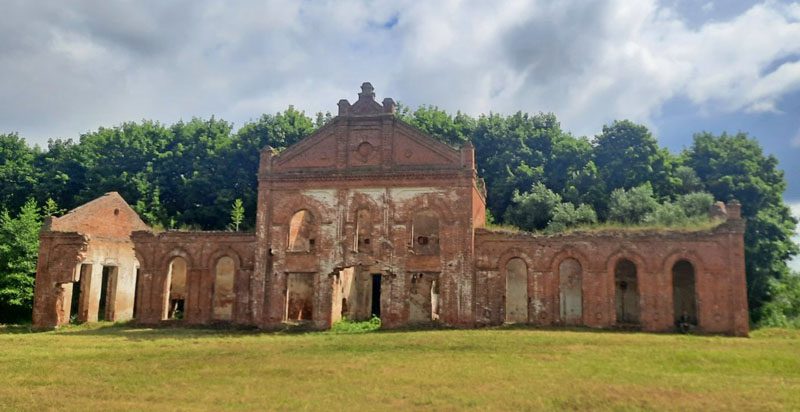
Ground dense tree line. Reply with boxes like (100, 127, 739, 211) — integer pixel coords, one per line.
(0, 106, 797, 325)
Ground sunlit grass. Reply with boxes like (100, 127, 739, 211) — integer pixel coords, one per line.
(0, 324, 797, 411)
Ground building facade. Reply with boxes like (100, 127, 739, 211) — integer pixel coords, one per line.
(32, 83, 749, 336)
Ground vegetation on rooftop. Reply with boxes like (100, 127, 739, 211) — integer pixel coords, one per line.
(0, 105, 797, 326)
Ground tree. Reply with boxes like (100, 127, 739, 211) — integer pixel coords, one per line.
(0, 133, 38, 213)
(401, 105, 475, 148)
(0, 199, 41, 322)
(504, 183, 562, 231)
(676, 192, 714, 218)
(685, 132, 798, 319)
(41, 198, 65, 218)
(593, 120, 675, 215)
(607, 184, 660, 225)
(229, 198, 244, 231)
(547, 202, 598, 233)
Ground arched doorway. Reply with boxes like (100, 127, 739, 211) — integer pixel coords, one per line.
(672, 260, 698, 329)
(559, 258, 583, 325)
(213, 256, 236, 321)
(614, 259, 640, 325)
(505, 258, 528, 323)
(164, 257, 187, 320)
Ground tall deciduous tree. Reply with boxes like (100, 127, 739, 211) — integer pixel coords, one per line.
(685, 132, 798, 319)
(0, 199, 41, 322)
(0, 133, 38, 213)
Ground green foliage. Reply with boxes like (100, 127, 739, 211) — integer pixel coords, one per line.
(329, 316, 381, 333)
(229, 198, 244, 231)
(644, 201, 689, 226)
(41, 198, 65, 218)
(0, 199, 41, 322)
(504, 183, 562, 231)
(607, 184, 660, 224)
(0, 133, 39, 213)
(759, 273, 800, 328)
(686, 132, 798, 319)
(676, 192, 715, 218)
(592, 120, 676, 214)
(0, 106, 796, 323)
(547, 202, 598, 233)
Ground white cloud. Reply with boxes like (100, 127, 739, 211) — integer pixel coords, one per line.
(793, 128, 800, 147)
(0, 0, 799, 143)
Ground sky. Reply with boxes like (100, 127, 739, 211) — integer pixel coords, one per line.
(1, 0, 799, 265)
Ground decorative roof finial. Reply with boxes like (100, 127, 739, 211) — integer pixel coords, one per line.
(359, 82, 375, 100)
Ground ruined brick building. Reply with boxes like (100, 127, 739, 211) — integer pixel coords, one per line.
(32, 83, 750, 336)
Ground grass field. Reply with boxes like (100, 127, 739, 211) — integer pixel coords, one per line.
(1, 324, 798, 411)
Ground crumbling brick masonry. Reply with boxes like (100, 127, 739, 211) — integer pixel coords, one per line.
(33, 83, 749, 336)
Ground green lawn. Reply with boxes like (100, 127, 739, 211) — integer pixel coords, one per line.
(1, 324, 798, 411)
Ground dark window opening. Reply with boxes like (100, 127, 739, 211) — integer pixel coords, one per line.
(417, 236, 429, 245)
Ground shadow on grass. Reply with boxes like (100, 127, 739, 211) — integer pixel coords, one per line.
(3, 319, 735, 341)
(0, 324, 34, 334)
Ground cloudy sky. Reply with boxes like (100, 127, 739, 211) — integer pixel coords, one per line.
(1, 1, 799, 250)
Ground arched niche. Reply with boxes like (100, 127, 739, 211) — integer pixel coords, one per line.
(412, 210, 439, 255)
(355, 208, 373, 254)
(505, 257, 528, 323)
(614, 259, 640, 325)
(559, 258, 583, 326)
(672, 259, 698, 329)
(213, 256, 236, 321)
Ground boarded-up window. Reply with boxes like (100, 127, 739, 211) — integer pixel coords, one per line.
(164, 257, 187, 320)
(559, 258, 583, 325)
(213, 256, 236, 321)
(505, 258, 528, 323)
(614, 259, 640, 325)
(412, 211, 439, 255)
(672, 260, 697, 327)
(288, 210, 315, 252)
(286, 273, 314, 322)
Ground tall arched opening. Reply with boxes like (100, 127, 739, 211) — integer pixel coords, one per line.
(164, 256, 187, 320)
(672, 260, 698, 329)
(505, 258, 528, 323)
(614, 259, 640, 325)
(559, 258, 583, 325)
(213, 256, 236, 321)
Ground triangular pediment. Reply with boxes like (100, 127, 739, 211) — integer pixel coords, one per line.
(49, 192, 150, 239)
(269, 83, 464, 174)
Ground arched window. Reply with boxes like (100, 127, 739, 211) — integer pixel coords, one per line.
(213, 256, 236, 321)
(505, 258, 528, 323)
(164, 256, 187, 320)
(614, 259, 640, 325)
(288, 210, 315, 252)
(559, 258, 583, 325)
(355, 208, 373, 254)
(672, 260, 698, 330)
(412, 211, 439, 255)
